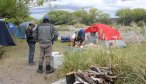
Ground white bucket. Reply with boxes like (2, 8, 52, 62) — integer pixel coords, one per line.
(51, 52, 63, 69)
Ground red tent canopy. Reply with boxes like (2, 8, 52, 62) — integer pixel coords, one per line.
(85, 24, 122, 40)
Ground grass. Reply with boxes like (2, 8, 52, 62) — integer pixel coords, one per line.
(74, 23, 87, 28)
(52, 40, 71, 53)
(62, 43, 146, 84)
(55, 25, 70, 31)
(1, 22, 146, 83)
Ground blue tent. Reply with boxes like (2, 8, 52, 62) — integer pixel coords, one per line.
(7, 23, 17, 35)
(15, 22, 29, 39)
(0, 21, 16, 46)
(15, 28, 26, 39)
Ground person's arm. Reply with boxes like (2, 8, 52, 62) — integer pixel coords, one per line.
(25, 29, 33, 39)
(52, 26, 58, 41)
(73, 38, 76, 47)
(51, 25, 58, 45)
(33, 26, 39, 42)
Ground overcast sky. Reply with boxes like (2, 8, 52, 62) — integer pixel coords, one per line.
(30, 0, 146, 20)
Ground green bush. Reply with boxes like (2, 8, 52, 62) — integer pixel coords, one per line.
(116, 8, 146, 25)
(62, 43, 146, 84)
(47, 10, 76, 25)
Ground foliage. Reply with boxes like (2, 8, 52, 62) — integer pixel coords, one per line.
(116, 8, 146, 25)
(5, 16, 38, 25)
(73, 9, 90, 25)
(62, 43, 146, 84)
(89, 8, 110, 24)
(0, 0, 31, 24)
(47, 10, 77, 25)
(45, 8, 110, 25)
(0, 0, 29, 18)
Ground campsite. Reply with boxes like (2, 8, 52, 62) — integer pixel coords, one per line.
(0, 0, 146, 84)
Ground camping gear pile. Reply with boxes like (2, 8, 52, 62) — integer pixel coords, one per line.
(66, 66, 117, 84)
(61, 36, 71, 42)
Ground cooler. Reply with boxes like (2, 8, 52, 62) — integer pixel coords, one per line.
(51, 52, 63, 69)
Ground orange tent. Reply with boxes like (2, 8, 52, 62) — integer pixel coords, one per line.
(85, 24, 122, 40)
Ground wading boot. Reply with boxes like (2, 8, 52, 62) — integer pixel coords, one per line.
(46, 65, 54, 74)
(37, 65, 43, 74)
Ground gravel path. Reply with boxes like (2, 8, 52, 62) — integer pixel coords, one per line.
(0, 40, 60, 84)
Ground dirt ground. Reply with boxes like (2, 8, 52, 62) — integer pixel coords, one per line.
(0, 40, 63, 84)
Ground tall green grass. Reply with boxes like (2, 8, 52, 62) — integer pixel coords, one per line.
(62, 43, 146, 84)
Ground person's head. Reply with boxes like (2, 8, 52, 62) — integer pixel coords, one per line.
(29, 22, 35, 29)
(43, 16, 50, 23)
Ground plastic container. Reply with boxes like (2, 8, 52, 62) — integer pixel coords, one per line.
(51, 52, 63, 69)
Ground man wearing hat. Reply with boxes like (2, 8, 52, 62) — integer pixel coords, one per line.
(35, 16, 58, 74)
(25, 21, 36, 65)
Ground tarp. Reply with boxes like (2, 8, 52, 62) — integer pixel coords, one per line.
(85, 24, 122, 40)
(0, 21, 16, 46)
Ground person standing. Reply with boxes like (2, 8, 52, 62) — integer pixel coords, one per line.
(35, 16, 58, 74)
(25, 22, 36, 65)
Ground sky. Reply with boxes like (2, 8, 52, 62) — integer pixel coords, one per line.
(30, 0, 146, 20)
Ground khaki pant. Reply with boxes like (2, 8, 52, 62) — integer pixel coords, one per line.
(39, 43, 52, 66)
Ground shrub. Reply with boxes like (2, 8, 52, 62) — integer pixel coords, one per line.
(62, 43, 146, 84)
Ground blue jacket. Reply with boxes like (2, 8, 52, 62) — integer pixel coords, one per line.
(78, 29, 85, 39)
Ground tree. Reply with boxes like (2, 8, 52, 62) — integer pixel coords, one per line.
(0, 0, 30, 24)
(116, 8, 146, 25)
(132, 8, 146, 22)
(45, 7, 110, 25)
(0, 0, 29, 18)
(89, 8, 110, 24)
(73, 8, 110, 25)
(88, 8, 98, 24)
(97, 13, 110, 24)
(0, 0, 51, 24)
(47, 10, 76, 25)
(73, 9, 90, 25)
